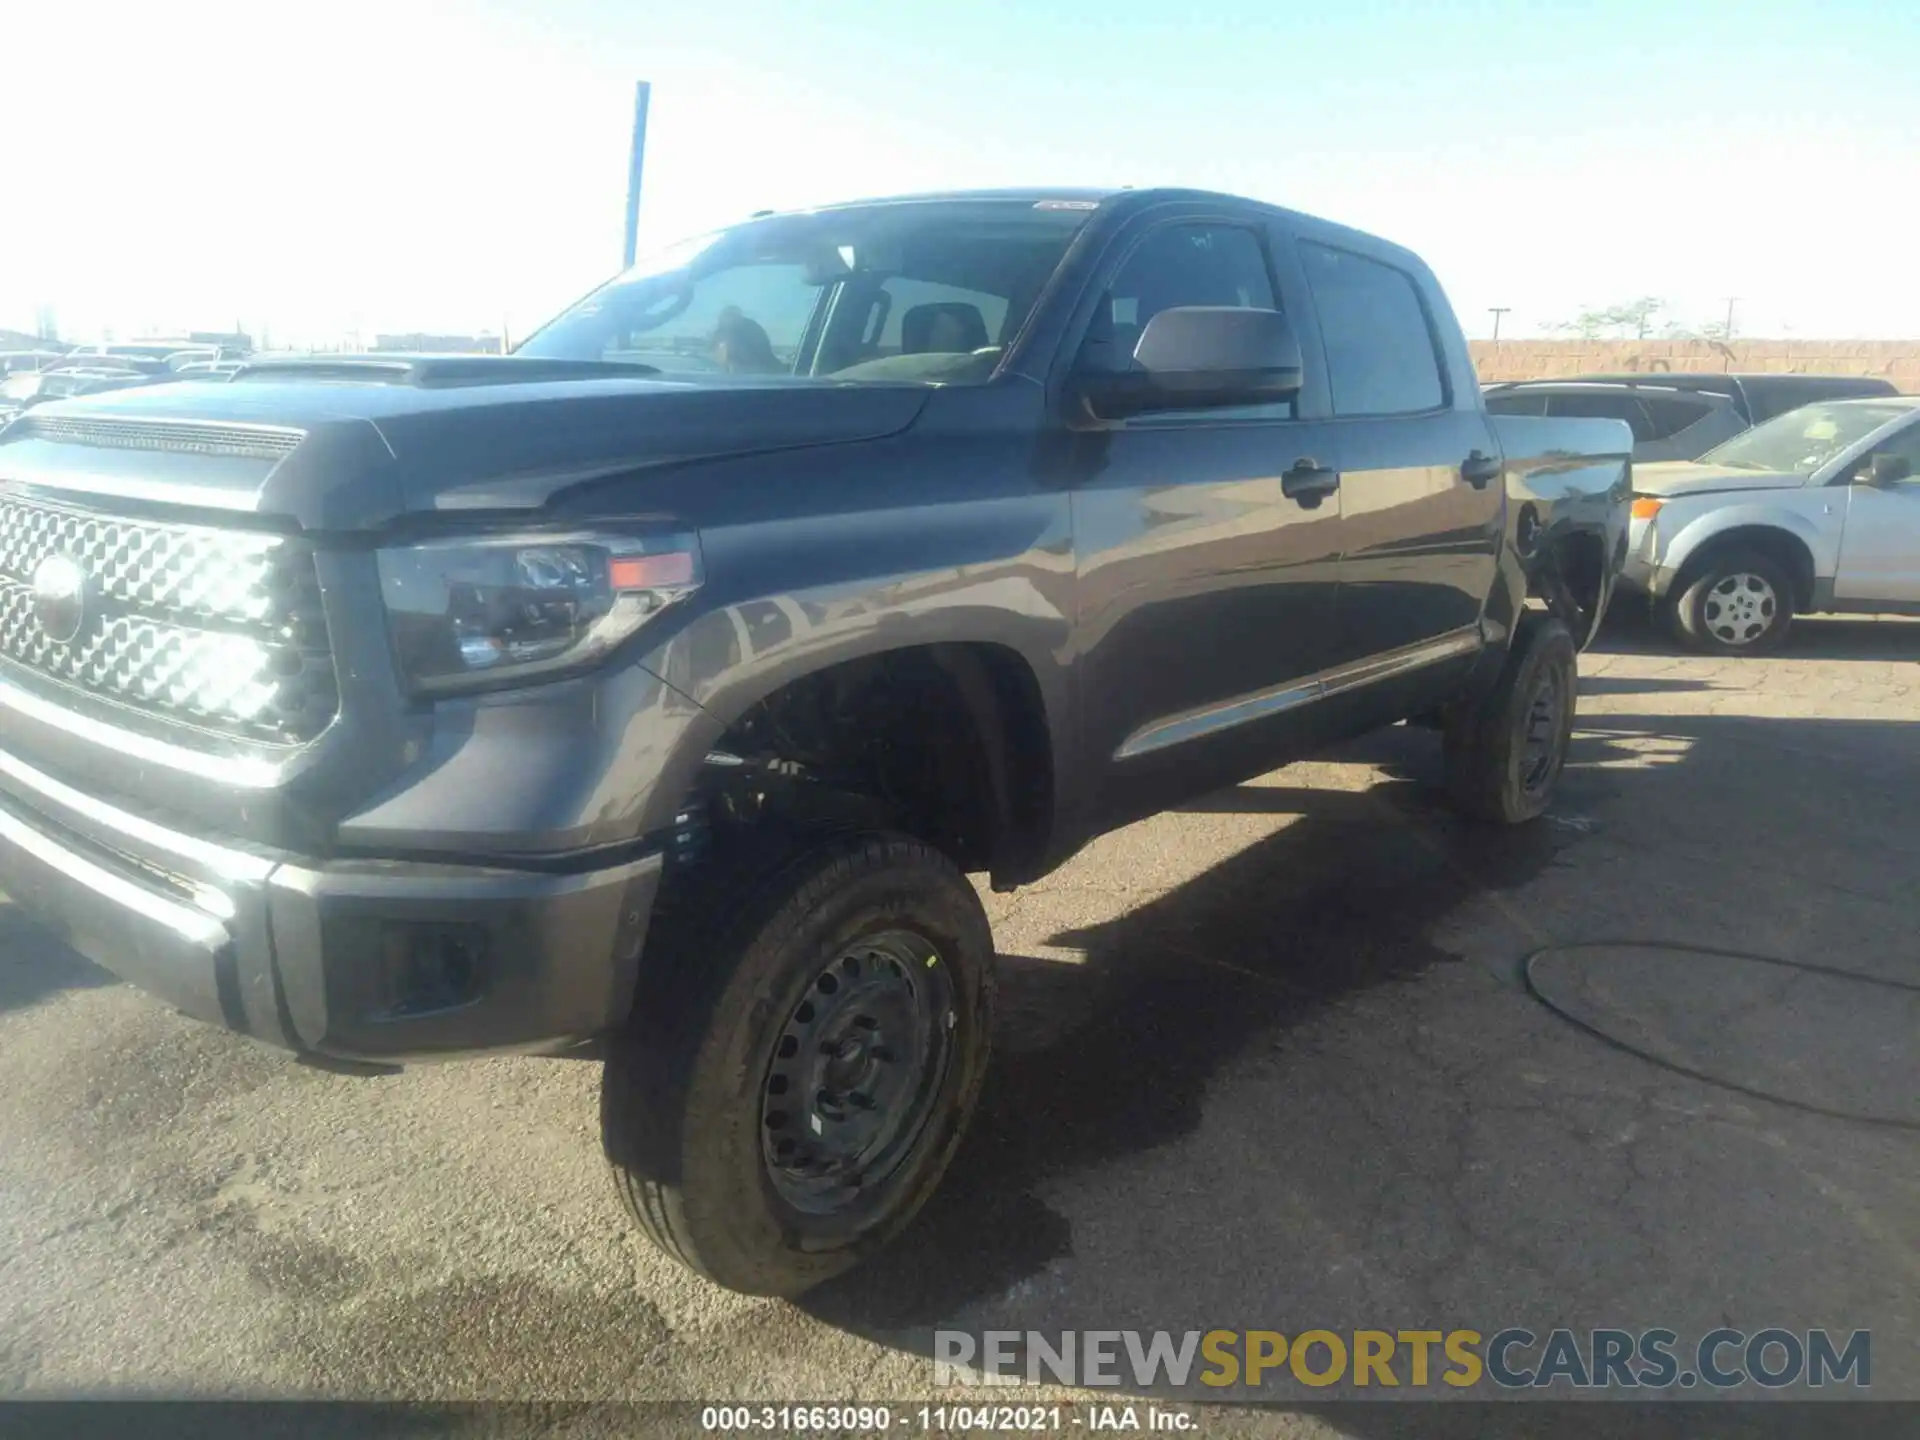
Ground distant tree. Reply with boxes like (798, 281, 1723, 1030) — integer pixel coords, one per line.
(1546, 297, 1670, 340)
(1663, 318, 1733, 343)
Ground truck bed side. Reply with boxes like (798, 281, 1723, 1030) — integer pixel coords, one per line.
(1490, 413, 1634, 648)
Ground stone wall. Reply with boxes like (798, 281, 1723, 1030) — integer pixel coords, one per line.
(1468, 339, 1920, 388)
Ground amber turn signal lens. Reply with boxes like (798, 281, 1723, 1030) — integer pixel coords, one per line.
(1630, 497, 1665, 520)
(609, 551, 696, 589)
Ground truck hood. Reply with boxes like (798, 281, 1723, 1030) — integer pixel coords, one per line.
(1632, 460, 1807, 498)
(0, 355, 930, 532)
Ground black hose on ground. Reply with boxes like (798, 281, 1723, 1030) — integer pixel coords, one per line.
(1521, 940, 1920, 1133)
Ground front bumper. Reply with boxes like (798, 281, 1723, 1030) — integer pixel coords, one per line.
(0, 741, 662, 1063)
(1620, 514, 1674, 599)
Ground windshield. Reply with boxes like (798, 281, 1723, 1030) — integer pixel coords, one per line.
(1700, 401, 1913, 474)
(517, 198, 1095, 385)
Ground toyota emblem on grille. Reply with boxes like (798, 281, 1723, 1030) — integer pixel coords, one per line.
(31, 554, 92, 646)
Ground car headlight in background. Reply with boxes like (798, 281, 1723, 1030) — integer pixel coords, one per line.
(1630, 496, 1665, 521)
(376, 531, 701, 695)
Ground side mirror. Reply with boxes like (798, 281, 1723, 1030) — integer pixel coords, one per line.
(1074, 306, 1303, 421)
(1862, 453, 1912, 487)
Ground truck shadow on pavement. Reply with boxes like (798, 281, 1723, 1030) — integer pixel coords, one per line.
(803, 705, 1920, 1416)
(1595, 611, 1920, 663)
(804, 773, 1581, 1332)
(0, 903, 117, 1017)
(1777, 615, 1920, 661)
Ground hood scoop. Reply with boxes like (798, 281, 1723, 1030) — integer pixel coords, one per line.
(230, 355, 666, 389)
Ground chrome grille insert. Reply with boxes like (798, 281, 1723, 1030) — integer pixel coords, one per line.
(0, 493, 335, 744)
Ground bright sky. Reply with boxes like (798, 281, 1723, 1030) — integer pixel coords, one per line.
(4, 0, 1914, 346)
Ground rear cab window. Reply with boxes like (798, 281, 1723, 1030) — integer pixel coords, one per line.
(874, 278, 1010, 356)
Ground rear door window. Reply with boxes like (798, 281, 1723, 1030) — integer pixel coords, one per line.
(1298, 242, 1444, 416)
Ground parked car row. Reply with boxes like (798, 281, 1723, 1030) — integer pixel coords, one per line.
(0, 340, 248, 424)
(1481, 371, 1916, 650)
(1483, 372, 1900, 464)
(0, 350, 77, 376)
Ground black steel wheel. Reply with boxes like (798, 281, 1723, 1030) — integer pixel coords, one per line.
(601, 830, 995, 1297)
(1516, 656, 1569, 800)
(1444, 613, 1578, 825)
(760, 929, 956, 1215)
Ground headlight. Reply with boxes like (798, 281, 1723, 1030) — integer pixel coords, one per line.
(1630, 496, 1665, 520)
(376, 531, 701, 695)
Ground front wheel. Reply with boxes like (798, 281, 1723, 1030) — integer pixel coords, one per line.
(1667, 549, 1795, 654)
(1443, 614, 1577, 825)
(602, 831, 995, 1297)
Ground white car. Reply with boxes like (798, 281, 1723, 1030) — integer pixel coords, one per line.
(1622, 396, 1920, 651)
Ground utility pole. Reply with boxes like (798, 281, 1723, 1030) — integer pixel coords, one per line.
(1722, 296, 1738, 341)
(622, 81, 652, 271)
(1488, 307, 1510, 342)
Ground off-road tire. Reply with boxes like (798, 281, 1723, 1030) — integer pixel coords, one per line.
(1443, 613, 1577, 825)
(601, 830, 995, 1297)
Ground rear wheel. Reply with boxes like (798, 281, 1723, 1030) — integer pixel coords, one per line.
(1668, 549, 1795, 654)
(1444, 614, 1577, 825)
(601, 830, 995, 1296)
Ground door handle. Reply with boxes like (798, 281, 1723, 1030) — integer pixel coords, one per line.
(1460, 450, 1502, 489)
(1282, 458, 1341, 509)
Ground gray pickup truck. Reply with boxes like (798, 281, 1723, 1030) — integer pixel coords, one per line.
(0, 188, 1629, 1295)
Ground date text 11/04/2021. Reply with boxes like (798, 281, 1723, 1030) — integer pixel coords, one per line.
(701, 1405, 1195, 1432)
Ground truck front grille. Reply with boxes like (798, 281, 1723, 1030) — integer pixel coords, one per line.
(0, 493, 336, 744)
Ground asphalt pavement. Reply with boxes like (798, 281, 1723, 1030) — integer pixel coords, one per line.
(2, 616, 1917, 1434)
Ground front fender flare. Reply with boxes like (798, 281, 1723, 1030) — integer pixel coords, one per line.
(1653, 502, 1831, 599)
(629, 598, 1073, 858)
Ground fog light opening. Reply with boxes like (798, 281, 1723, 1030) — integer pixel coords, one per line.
(379, 922, 487, 1018)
